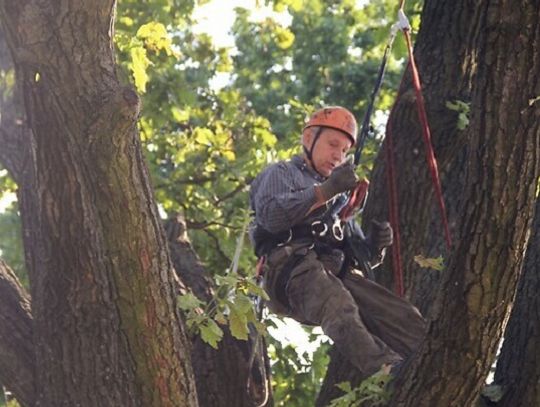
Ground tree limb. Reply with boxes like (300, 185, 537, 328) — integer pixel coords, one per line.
(0, 259, 35, 407)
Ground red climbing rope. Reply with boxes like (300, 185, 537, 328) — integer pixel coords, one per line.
(402, 29, 452, 249)
(385, 5, 452, 296)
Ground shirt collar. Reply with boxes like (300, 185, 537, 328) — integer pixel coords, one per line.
(291, 154, 326, 182)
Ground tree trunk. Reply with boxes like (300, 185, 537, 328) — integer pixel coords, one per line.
(0, 1, 197, 405)
(319, 0, 540, 405)
(393, 0, 540, 405)
(0, 260, 34, 407)
(493, 196, 540, 406)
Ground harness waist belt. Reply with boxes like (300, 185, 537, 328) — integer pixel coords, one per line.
(253, 221, 344, 257)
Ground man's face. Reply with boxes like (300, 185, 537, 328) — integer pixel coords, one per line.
(304, 128, 353, 177)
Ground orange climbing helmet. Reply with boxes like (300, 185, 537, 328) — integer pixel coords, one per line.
(303, 106, 358, 145)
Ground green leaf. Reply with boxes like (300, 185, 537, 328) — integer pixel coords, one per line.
(274, 26, 295, 49)
(228, 308, 249, 340)
(214, 311, 227, 325)
(234, 293, 254, 313)
(130, 46, 151, 93)
(177, 292, 204, 311)
(413, 255, 445, 271)
(200, 319, 224, 349)
(446, 100, 470, 130)
(246, 279, 270, 300)
(137, 21, 175, 56)
(171, 107, 190, 123)
(336, 381, 352, 393)
(119, 16, 134, 27)
(194, 127, 213, 145)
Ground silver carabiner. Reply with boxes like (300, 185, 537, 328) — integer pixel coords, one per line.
(311, 220, 328, 237)
(277, 229, 293, 246)
(332, 220, 344, 241)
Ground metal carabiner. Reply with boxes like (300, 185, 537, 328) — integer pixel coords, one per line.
(332, 220, 344, 241)
(277, 229, 292, 246)
(311, 220, 328, 237)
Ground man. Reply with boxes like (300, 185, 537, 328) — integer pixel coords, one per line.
(249, 106, 425, 377)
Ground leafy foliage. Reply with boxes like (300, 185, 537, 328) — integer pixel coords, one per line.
(268, 329, 331, 406)
(177, 272, 268, 348)
(114, 0, 284, 277)
(231, 0, 423, 139)
(329, 371, 392, 407)
(446, 99, 470, 130)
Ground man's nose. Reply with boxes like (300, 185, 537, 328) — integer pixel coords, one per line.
(334, 150, 345, 162)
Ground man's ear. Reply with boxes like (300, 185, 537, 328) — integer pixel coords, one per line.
(303, 127, 318, 148)
(302, 129, 312, 148)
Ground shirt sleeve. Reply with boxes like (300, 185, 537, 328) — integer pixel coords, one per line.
(252, 163, 317, 233)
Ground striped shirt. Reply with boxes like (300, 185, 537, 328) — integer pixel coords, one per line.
(249, 155, 329, 234)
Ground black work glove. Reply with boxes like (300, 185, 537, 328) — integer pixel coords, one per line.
(370, 220, 393, 250)
(319, 162, 358, 200)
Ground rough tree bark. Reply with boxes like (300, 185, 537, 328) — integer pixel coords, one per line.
(392, 0, 540, 405)
(318, 0, 540, 405)
(493, 196, 540, 406)
(0, 1, 197, 405)
(0, 260, 34, 407)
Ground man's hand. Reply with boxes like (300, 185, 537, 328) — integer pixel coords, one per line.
(318, 162, 358, 200)
(370, 220, 393, 250)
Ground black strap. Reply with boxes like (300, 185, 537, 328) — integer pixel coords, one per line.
(303, 127, 325, 176)
(252, 220, 346, 258)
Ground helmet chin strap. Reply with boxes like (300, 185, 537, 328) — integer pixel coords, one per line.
(303, 127, 325, 177)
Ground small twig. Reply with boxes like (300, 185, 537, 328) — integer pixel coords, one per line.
(214, 176, 253, 205)
(186, 220, 241, 231)
(202, 228, 231, 265)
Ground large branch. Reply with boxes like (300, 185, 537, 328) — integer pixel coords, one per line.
(0, 260, 35, 407)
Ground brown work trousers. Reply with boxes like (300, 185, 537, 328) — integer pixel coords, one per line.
(263, 242, 426, 377)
